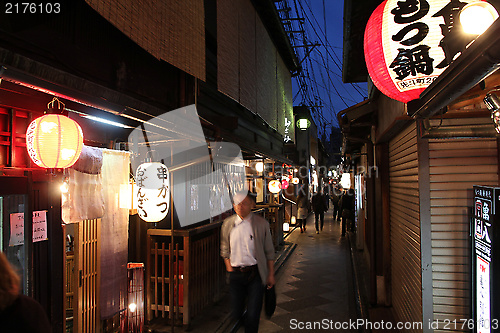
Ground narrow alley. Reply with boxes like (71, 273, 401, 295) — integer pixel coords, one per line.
(150, 208, 359, 333)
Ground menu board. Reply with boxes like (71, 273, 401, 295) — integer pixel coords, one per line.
(473, 186, 494, 333)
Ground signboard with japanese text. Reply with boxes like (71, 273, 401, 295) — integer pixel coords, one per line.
(9, 210, 48, 246)
(365, 0, 476, 103)
(32, 210, 48, 242)
(135, 162, 170, 222)
(473, 186, 499, 333)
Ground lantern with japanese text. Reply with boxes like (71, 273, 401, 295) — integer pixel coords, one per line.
(364, 0, 476, 103)
(281, 178, 289, 190)
(135, 162, 170, 222)
(26, 114, 83, 168)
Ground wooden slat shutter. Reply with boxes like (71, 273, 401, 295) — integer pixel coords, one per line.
(389, 123, 422, 331)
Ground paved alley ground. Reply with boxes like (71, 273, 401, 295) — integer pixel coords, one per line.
(241, 209, 358, 332)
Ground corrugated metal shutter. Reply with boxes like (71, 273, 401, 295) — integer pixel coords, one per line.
(428, 122, 498, 332)
(389, 123, 422, 331)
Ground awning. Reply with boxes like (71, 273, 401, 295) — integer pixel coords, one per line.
(337, 99, 377, 154)
(408, 18, 500, 119)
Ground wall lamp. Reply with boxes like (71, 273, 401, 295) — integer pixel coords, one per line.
(484, 91, 500, 133)
(296, 118, 311, 131)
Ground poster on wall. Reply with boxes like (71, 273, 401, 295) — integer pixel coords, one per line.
(8, 210, 48, 246)
(9, 213, 24, 246)
(32, 210, 48, 242)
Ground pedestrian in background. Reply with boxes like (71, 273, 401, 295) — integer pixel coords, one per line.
(296, 188, 309, 233)
(312, 189, 328, 234)
(340, 188, 355, 237)
(0, 252, 51, 333)
(331, 185, 342, 222)
(220, 191, 276, 333)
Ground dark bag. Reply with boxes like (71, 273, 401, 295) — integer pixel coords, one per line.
(264, 285, 276, 318)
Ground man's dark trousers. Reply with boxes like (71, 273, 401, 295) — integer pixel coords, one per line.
(315, 211, 325, 231)
(229, 269, 264, 333)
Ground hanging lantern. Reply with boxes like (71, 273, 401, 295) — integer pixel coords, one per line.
(268, 179, 281, 194)
(364, 0, 477, 103)
(281, 178, 289, 190)
(255, 162, 264, 173)
(296, 118, 311, 130)
(26, 114, 83, 168)
(135, 162, 170, 222)
(292, 177, 300, 185)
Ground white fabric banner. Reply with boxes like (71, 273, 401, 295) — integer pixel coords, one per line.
(100, 149, 130, 319)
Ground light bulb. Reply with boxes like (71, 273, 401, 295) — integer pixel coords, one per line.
(460, 2, 499, 35)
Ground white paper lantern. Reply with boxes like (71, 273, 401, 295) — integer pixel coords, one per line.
(135, 162, 170, 222)
(268, 179, 281, 193)
(364, 0, 477, 103)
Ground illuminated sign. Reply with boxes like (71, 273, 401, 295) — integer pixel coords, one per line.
(364, 0, 476, 103)
(473, 186, 499, 333)
(284, 117, 292, 143)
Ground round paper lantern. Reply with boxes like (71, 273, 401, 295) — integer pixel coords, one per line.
(255, 162, 264, 173)
(364, 0, 475, 103)
(292, 177, 300, 185)
(26, 114, 83, 168)
(135, 162, 170, 222)
(281, 179, 289, 190)
(268, 179, 281, 194)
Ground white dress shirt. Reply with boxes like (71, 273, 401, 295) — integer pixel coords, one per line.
(229, 213, 258, 267)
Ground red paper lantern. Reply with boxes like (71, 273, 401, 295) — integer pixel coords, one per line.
(364, 0, 474, 103)
(26, 114, 84, 168)
(281, 179, 289, 190)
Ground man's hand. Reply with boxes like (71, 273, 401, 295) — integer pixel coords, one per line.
(266, 260, 275, 288)
(224, 258, 234, 272)
(266, 273, 276, 289)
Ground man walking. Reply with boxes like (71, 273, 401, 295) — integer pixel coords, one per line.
(220, 191, 276, 333)
(312, 189, 328, 234)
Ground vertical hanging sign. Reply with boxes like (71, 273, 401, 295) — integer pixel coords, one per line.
(473, 186, 498, 333)
(284, 117, 292, 143)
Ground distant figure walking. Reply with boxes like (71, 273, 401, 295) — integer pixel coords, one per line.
(312, 190, 328, 234)
(340, 189, 355, 237)
(296, 189, 309, 233)
(0, 252, 51, 333)
(331, 185, 342, 222)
